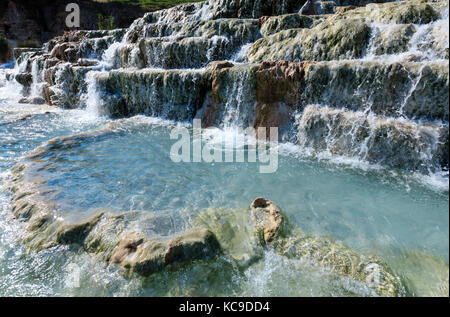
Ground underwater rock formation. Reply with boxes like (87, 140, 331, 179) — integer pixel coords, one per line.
(7, 138, 403, 295)
(7, 123, 221, 277)
(193, 197, 403, 297)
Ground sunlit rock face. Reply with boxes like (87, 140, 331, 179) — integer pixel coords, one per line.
(248, 18, 373, 62)
(8, 141, 404, 295)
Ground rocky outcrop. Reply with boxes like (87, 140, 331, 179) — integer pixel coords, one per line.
(248, 0, 446, 63)
(369, 24, 417, 55)
(112, 228, 220, 276)
(95, 68, 209, 119)
(14, 72, 32, 87)
(300, 61, 449, 122)
(0, 34, 12, 63)
(344, 0, 442, 24)
(248, 18, 372, 62)
(193, 197, 403, 297)
(134, 19, 260, 69)
(260, 14, 321, 37)
(297, 105, 449, 172)
(8, 0, 450, 174)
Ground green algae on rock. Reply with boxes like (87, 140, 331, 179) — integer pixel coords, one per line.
(192, 197, 403, 297)
(248, 18, 372, 62)
(260, 14, 322, 37)
(95, 68, 209, 119)
(296, 105, 449, 172)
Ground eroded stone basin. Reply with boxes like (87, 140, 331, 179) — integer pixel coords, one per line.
(5, 117, 448, 296)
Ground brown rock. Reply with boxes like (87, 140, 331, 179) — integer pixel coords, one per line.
(335, 6, 356, 15)
(250, 197, 285, 244)
(45, 58, 61, 69)
(208, 61, 235, 102)
(253, 61, 307, 138)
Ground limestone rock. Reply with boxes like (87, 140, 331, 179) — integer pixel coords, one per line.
(192, 198, 403, 296)
(255, 61, 305, 104)
(250, 198, 286, 244)
(248, 18, 371, 62)
(56, 213, 104, 245)
(18, 97, 46, 105)
(111, 233, 145, 264)
(205, 61, 235, 77)
(296, 105, 449, 172)
(300, 61, 449, 122)
(370, 24, 417, 55)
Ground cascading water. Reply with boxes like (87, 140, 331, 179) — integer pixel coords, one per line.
(0, 0, 448, 297)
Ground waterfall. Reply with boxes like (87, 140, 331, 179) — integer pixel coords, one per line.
(30, 59, 43, 98)
(7, 0, 449, 175)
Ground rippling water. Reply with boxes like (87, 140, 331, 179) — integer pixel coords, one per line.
(0, 71, 448, 296)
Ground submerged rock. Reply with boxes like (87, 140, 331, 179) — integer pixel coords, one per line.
(6, 123, 223, 277)
(248, 18, 372, 62)
(193, 197, 403, 297)
(114, 228, 220, 276)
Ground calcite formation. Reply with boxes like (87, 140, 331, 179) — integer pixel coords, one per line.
(193, 197, 403, 297)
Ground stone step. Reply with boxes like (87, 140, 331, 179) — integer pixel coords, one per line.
(297, 105, 449, 171)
